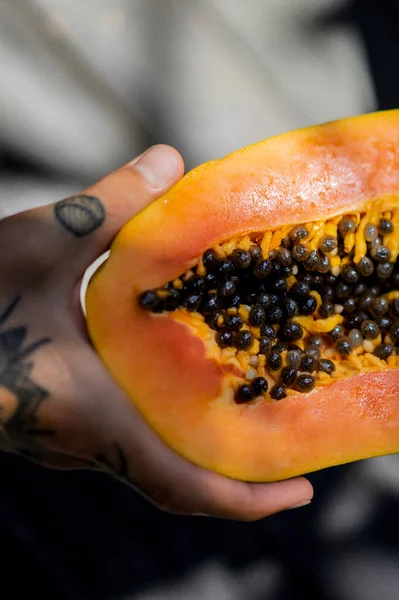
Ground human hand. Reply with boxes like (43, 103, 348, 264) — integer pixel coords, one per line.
(0, 145, 313, 519)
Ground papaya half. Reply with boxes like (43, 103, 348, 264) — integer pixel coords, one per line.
(86, 110, 399, 482)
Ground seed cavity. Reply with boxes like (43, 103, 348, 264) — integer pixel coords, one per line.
(139, 200, 399, 404)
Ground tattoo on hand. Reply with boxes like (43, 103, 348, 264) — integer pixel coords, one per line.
(0, 298, 132, 482)
(0, 296, 52, 452)
(54, 195, 106, 236)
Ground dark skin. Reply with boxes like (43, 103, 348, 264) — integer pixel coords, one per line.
(0, 144, 313, 519)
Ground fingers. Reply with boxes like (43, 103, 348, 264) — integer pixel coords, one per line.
(0, 145, 184, 281)
(129, 448, 314, 520)
(137, 464, 313, 521)
(83, 372, 314, 521)
(177, 472, 313, 520)
(29, 339, 313, 521)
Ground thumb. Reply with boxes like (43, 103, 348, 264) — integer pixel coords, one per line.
(53, 144, 184, 274)
(2, 145, 184, 281)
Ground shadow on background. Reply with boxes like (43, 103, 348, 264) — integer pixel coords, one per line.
(1, 453, 399, 600)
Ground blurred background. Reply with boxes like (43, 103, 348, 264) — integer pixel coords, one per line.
(0, 0, 398, 598)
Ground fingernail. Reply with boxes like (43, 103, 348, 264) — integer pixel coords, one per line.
(287, 499, 312, 510)
(133, 145, 180, 189)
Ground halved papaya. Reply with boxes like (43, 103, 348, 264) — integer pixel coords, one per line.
(86, 110, 399, 482)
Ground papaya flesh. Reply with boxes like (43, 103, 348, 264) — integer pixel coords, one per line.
(86, 110, 399, 482)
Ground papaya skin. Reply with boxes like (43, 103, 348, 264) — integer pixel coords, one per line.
(86, 110, 399, 482)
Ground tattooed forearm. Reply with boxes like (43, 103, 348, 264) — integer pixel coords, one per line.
(0, 296, 52, 452)
(54, 195, 106, 236)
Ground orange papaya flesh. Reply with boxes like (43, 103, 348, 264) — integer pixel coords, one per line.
(86, 110, 399, 482)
